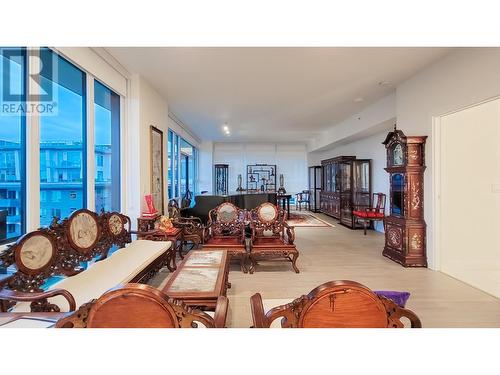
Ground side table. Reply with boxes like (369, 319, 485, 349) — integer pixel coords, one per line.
(277, 194, 291, 219)
(137, 214, 161, 232)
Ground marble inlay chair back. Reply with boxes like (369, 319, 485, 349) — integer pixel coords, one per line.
(55, 283, 228, 328)
(250, 203, 294, 243)
(0, 229, 60, 294)
(250, 280, 422, 328)
(206, 202, 246, 238)
(56, 209, 132, 275)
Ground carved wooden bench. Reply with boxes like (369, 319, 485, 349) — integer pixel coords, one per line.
(0, 209, 172, 313)
(250, 280, 422, 328)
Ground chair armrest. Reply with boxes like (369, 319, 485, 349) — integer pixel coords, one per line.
(380, 296, 422, 328)
(400, 307, 422, 328)
(213, 295, 229, 328)
(250, 293, 267, 328)
(0, 288, 76, 312)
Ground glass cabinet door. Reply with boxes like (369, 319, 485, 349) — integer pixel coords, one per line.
(340, 162, 351, 192)
(352, 160, 371, 210)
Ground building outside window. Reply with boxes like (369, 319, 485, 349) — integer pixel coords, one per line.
(0, 47, 26, 243)
(39, 48, 86, 226)
(168, 129, 197, 202)
(94, 80, 120, 213)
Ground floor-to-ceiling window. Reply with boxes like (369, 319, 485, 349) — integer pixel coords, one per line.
(180, 138, 196, 197)
(0, 47, 123, 244)
(0, 48, 26, 243)
(94, 80, 120, 213)
(168, 129, 197, 201)
(39, 48, 86, 227)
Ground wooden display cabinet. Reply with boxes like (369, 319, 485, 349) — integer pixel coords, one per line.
(308, 166, 322, 212)
(382, 127, 427, 267)
(320, 156, 371, 229)
(214, 164, 229, 195)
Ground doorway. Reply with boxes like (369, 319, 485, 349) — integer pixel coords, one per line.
(438, 99, 500, 297)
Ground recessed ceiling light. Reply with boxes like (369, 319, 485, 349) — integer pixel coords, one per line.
(354, 97, 364, 103)
(378, 80, 391, 86)
(222, 124, 229, 132)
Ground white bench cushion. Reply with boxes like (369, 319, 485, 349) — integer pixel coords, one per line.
(11, 240, 172, 313)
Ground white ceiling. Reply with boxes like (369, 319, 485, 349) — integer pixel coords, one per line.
(106, 47, 451, 143)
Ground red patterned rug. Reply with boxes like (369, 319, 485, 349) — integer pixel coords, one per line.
(286, 211, 334, 227)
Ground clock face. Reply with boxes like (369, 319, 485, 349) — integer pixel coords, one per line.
(16, 233, 55, 274)
(393, 143, 404, 166)
(69, 211, 99, 252)
(108, 214, 124, 235)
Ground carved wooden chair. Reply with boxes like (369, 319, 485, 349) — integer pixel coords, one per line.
(249, 202, 299, 273)
(181, 189, 193, 209)
(55, 283, 228, 328)
(168, 199, 204, 259)
(353, 192, 386, 235)
(204, 202, 249, 273)
(295, 190, 311, 211)
(250, 280, 422, 328)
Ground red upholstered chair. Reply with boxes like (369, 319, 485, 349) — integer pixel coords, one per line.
(353, 193, 386, 235)
(203, 202, 249, 272)
(249, 203, 299, 273)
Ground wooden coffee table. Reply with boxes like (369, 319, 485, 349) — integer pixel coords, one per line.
(0, 312, 67, 328)
(162, 250, 230, 311)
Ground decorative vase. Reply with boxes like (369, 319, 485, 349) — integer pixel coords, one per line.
(236, 174, 244, 191)
(278, 174, 286, 194)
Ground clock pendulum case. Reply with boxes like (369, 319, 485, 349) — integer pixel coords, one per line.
(382, 126, 428, 267)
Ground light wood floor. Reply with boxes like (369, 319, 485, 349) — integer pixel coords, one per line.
(149, 212, 500, 328)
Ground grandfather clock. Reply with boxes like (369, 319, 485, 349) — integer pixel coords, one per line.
(382, 127, 427, 267)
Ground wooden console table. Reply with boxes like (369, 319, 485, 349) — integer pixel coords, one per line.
(162, 250, 230, 311)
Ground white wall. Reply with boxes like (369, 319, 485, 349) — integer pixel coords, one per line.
(439, 99, 500, 298)
(213, 143, 308, 194)
(198, 141, 214, 193)
(126, 74, 170, 223)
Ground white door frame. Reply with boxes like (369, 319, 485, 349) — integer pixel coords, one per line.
(431, 95, 500, 273)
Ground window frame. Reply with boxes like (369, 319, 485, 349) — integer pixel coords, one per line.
(168, 128, 198, 202)
(39, 48, 88, 227)
(0, 47, 27, 245)
(0, 47, 124, 247)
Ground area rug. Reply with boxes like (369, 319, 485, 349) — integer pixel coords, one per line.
(286, 211, 334, 227)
